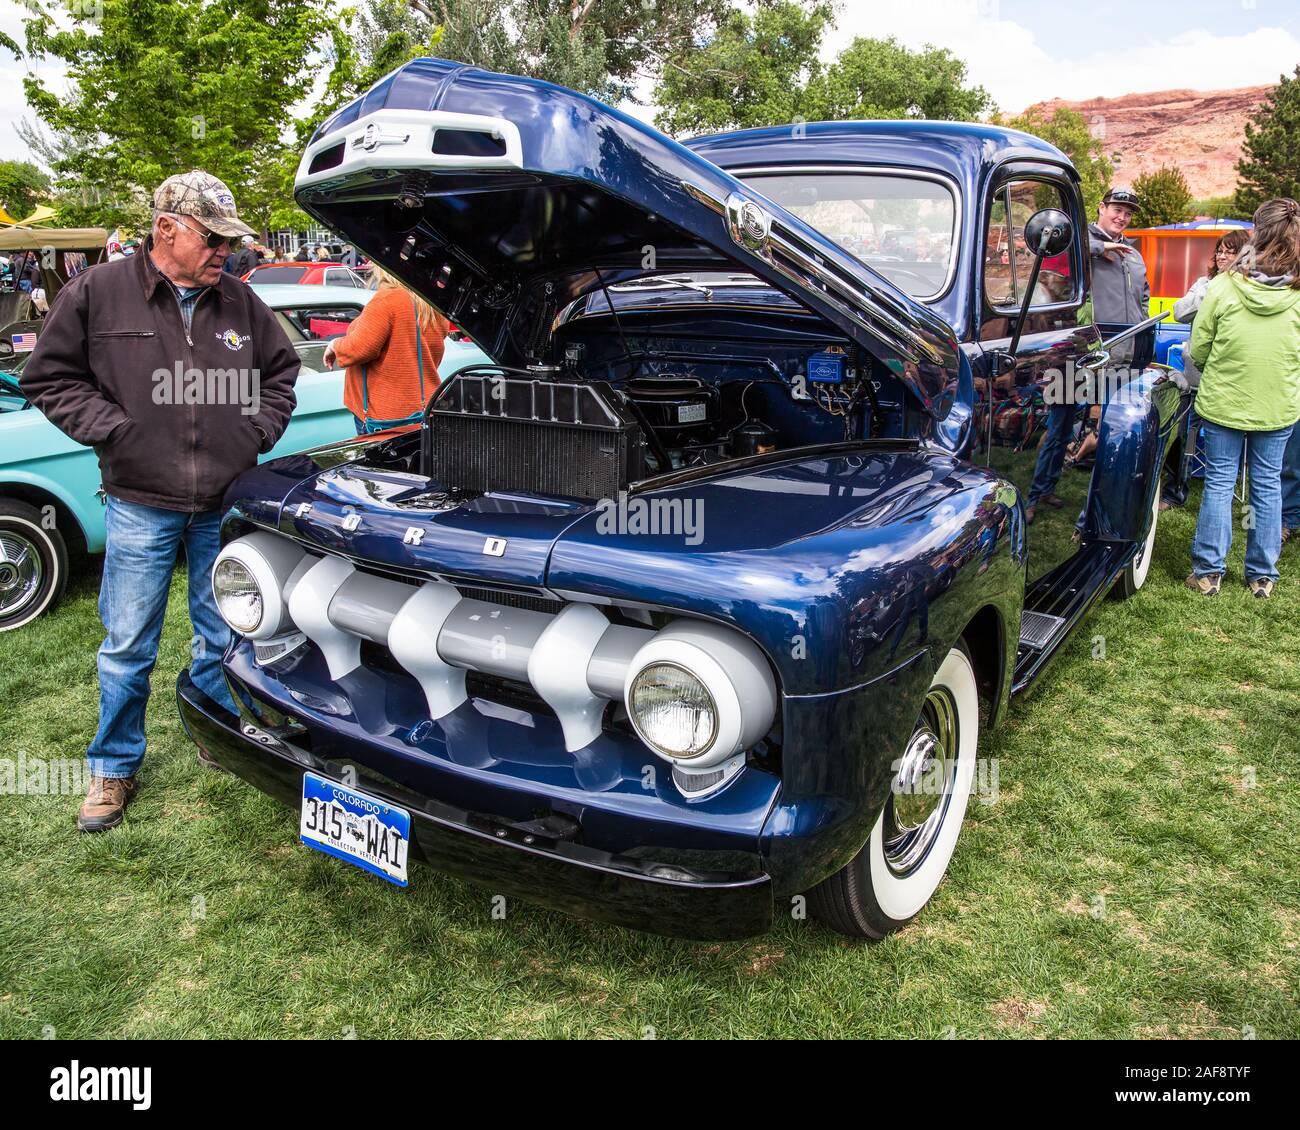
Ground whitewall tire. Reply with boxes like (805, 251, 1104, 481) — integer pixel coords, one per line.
(809, 644, 979, 938)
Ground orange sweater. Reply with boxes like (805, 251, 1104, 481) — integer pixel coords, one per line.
(334, 286, 446, 422)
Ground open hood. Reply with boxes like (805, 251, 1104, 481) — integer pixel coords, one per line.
(294, 59, 960, 417)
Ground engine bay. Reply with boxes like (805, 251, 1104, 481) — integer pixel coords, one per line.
(416, 309, 916, 500)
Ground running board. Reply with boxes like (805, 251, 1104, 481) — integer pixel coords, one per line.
(1012, 541, 1129, 695)
(1018, 610, 1066, 651)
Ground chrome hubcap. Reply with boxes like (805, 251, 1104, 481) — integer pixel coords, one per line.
(885, 687, 959, 876)
(0, 531, 43, 618)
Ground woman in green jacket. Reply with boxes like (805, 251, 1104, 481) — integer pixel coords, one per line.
(1187, 197, 1300, 598)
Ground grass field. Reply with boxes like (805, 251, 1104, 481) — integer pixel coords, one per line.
(1, 487, 1297, 1039)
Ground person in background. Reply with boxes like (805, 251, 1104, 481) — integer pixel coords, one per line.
(1024, 187, 1147, 525)
(322, 265, 448, 433)
(1284, 407, 1300, 546)
(340, 244, 360, 269)
(1186, 198, 1300, 598)
(20, 169, 300, 832)
(294, 244, 310, 262)
(229, 234, 261, 278)
(1163, 228, 1251, 509)
(313, 244, 330, 262)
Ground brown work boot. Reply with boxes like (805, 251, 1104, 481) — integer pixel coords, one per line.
(1041, 493, 1064, 509)
(77, 776, 138, 833)
(1024, 504, 1037, 525)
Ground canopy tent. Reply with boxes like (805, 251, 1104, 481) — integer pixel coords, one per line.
(0, 227, 110, 333)
(0, 226, 109, 252)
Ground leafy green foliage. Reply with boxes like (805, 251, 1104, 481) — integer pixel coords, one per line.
(1191, 196, 1254, 222)
(1235, 66, 1300, 215)
(656, 1, 992, 135)
(1133, 165, 1194, 227)
(0, 160, 52, 219)
(999, 106, 1113, 218)
(428, 0, 728, 107)
(20, 0, 340, 232)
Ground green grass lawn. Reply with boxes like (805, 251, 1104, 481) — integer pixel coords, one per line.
(1, 490, 1297, 1039)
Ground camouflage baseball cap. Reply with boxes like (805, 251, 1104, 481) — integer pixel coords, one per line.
(153, 170, 256, 238)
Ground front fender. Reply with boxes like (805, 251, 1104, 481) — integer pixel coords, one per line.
(1087, 369, 1183, 543)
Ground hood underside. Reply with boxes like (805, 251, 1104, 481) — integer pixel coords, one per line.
(294, 58, 961, 418)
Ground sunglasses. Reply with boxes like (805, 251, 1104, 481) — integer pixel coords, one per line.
(172, 217, 242, 251)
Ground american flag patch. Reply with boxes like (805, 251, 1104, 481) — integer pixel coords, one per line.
(12, 333, 37, 352)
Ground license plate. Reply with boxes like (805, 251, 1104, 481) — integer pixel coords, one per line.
(300, 771, 410, 886)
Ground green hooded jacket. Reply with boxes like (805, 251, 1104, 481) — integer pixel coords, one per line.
(1190, 271, 1300, 431)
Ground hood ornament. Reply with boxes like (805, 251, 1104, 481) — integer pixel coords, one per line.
(353, 122, 411, 152)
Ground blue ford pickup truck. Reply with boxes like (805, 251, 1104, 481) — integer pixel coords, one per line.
(177, 59, 1181, 940)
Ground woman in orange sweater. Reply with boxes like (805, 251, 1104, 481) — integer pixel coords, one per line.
(322, 266, 449, 433)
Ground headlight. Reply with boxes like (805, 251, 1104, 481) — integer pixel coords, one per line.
(629, 662, 718, 759)
(214, 558, 263, 634)
(211, 531, 308, 640)
(623, 620, 778, 771)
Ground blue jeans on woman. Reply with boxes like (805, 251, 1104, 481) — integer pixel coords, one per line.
(1190, 420, 1292, 582)
(87, 496, 238, 780)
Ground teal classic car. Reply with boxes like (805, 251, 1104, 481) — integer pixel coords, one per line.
(0, 283, 488, 630)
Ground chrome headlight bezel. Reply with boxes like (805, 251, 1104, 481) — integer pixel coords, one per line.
(211, 531, 308, 640)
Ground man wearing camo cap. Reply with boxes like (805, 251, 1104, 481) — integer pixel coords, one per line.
(21, 169, 301, 833)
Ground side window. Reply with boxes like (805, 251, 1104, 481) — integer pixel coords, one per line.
(983, 179, 1075, 309)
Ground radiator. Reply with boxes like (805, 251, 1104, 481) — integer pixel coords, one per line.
(423, 371, 646, 500)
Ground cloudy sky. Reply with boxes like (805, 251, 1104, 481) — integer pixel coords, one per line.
(2, 0, 1298, 169)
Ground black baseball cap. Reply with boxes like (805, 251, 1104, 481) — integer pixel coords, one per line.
(1102, 187, 1141, 210)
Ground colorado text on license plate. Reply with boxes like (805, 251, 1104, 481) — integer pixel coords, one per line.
(300, 772, 410, 886)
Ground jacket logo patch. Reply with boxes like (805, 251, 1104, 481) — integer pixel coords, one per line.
(217, 329, 251, 352)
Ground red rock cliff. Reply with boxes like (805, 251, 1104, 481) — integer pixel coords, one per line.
(1021, 85, 1273, 200)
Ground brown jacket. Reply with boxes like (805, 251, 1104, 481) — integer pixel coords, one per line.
(20, 241, 300, 512)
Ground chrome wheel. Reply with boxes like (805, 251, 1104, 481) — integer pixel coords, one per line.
(0, 531, 43, 620)
(884, 687, 959, 877)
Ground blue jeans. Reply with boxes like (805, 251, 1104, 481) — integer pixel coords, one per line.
(1190, 421, 1292, 582)
(1027, 403, 1079, 507)
(88, 497, 237, 779)
(1282, 420, 1300, 531)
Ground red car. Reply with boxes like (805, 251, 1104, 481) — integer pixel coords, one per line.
(241, 262, 368, 288)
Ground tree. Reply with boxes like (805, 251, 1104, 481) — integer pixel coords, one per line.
(20, 0, 343, 233)
(999, 106, 1113, 218)
(426, 0, 729, 108)
(655, 1, 834, 135)
(1191, 195, 1254, 222)
(806, 36, 992, 123)
(1133, 165, 1194, 227)
(1235, 66, 1300, 214)
(0, 160, 52, 219)
(655, 2, 993, 135)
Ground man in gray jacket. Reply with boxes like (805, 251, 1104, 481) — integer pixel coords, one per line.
(1088, 186, 1149, 326)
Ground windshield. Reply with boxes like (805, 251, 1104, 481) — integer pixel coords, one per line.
(738, 171, 958, 300)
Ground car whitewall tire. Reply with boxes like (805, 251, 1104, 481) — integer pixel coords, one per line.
(809, 644, 979, 938)
(0, 499, 69, 631)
